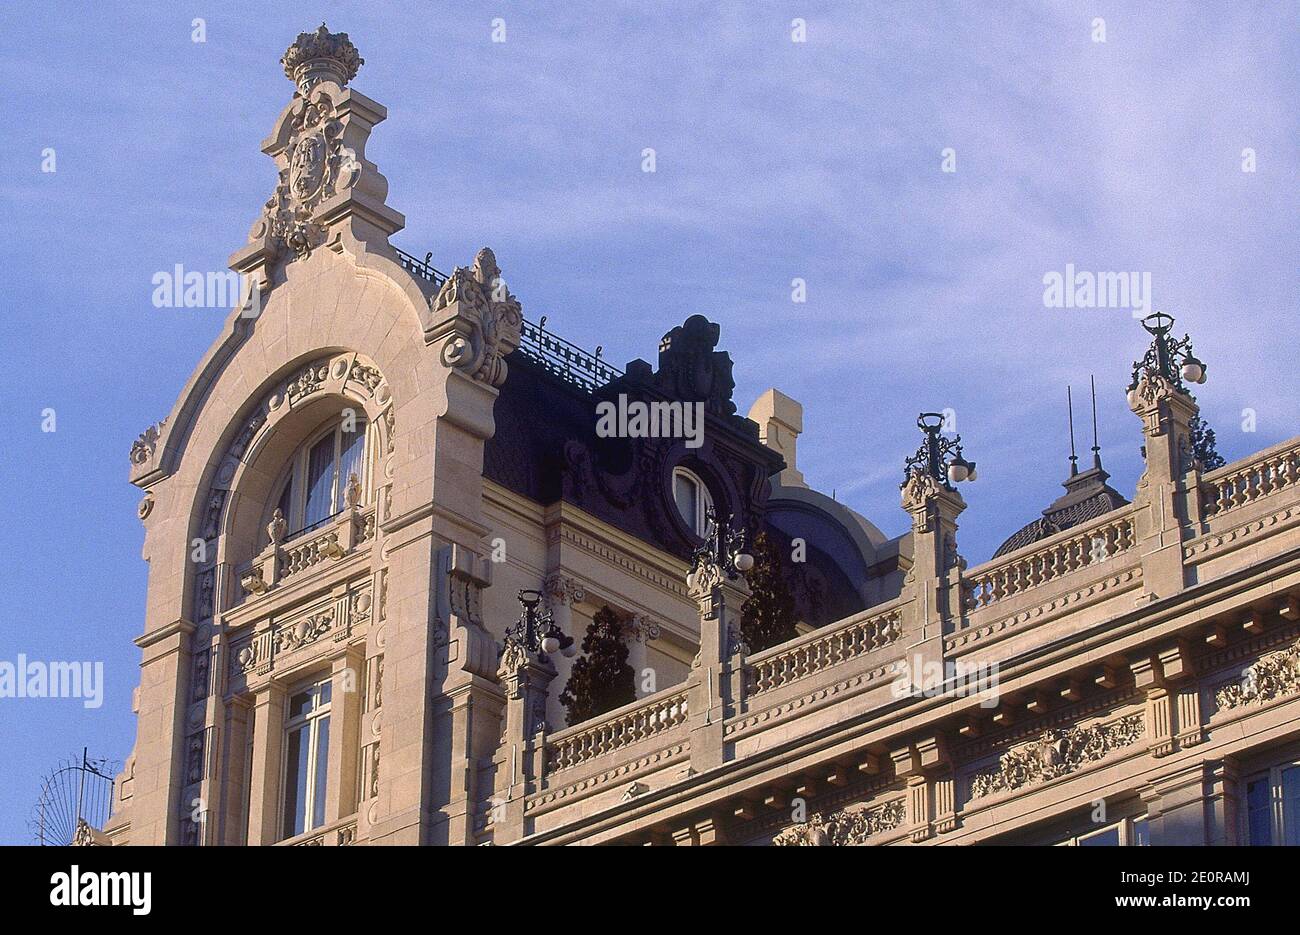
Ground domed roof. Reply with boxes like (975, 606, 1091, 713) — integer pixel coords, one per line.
(992, 462, 1128, 558)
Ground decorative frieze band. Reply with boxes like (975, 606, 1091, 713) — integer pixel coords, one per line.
(1215, 637, 1300, 711)
(969, 712, 1144, 801)
(772, 799, 906, 846)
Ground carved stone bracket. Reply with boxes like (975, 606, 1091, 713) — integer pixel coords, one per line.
(428, 247, 523, 388)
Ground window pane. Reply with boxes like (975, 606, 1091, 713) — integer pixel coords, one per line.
(283, 724, 310, 838)
(1078, 826, 1121, 846)
(1247, 777, 1272, 846)
(1282, 767, 1300, 846)
(319, 680, 331, 706)
(674, 473, 698, 533)
(303, 434, 336, 530)
(276, 477, 294, 527)
(288, 689, 313, 720)
(1131, 818, 1149, 846)
(336, 421, 367, 509)
(312, 715, 331, 831)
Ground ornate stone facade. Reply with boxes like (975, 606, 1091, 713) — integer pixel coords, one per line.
(103, 25, 1300, 849)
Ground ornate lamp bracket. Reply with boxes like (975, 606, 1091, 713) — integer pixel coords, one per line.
(900, 413, 976, 516)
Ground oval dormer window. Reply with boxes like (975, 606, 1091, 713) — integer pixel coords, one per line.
(672, 466, 714, 538)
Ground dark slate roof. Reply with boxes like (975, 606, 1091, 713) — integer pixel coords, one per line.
(992, 462, 1129, 559)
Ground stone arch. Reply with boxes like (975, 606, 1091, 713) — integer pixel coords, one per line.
(188, 350, 395, 622)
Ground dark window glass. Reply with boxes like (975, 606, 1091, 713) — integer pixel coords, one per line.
(1247, 777, 1272, 846)
(1079, 826, 1121, 846)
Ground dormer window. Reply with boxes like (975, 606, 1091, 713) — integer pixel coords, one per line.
(672, 466, 713, 538)
(270, 416, 369, 541)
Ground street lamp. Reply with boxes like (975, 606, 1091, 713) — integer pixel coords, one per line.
(688, 507, 753, 585)
(1129, 311, 1207, 395)
(503, 589, 577, 659)
(902, 412, 977, 491)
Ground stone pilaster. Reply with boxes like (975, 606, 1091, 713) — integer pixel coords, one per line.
(325, 648, 364, 823)
(1128, 374, 1201, 597)
(686, 563, 750, 773)
(491, 646, 556, 843)
(900, 477, 966, 691)
(246, 682, 287, 845)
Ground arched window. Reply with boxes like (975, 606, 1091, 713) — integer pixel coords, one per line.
(672, 466, 714, 538)
(270, 415, 370, 541)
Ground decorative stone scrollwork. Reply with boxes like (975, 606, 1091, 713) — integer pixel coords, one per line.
(543, 574, 586, 608)
(624, 614, 661, 643)
(969, 713, 1145, 800)
(274, 611, 334, 654)
(72, 818, 110, 847)
(1215, 638, 1300, 711)
(772, 799, 906, 846)
(130, 419, 166, 465)
(685, 561, 725, 604)
(250, 99, 359, 262)
(433, 247, 523, 387)
(900, 470, 943, 515)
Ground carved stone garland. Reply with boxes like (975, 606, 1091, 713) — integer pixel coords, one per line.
(969, 713, 1145, 800)
(772, 799, 907, 846)
(1215, 637, 1300, 711)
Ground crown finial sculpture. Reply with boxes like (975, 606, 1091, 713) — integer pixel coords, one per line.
(281, 23, 364, 94)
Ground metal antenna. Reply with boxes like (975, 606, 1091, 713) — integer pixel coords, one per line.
(1090, 374, 1102, 469)
(1067, 385, 1079, 476)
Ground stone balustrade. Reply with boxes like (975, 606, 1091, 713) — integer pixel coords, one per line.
(285, 816, 357, 846)
(1201, 437, 1300, 519)
(545, 686, 689, 773)
(746, 601, 903, 696)
(963, 509, 1137, 612)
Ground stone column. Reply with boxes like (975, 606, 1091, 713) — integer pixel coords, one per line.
(246, 682, 286, 845)
(686, 562, 750, 773)
(1128, 374, 1201, 596)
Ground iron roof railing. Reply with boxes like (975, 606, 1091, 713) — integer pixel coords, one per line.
(397, 247, 622, 393)
(394, 247, 449, 287)
(517, 317, 623, 393)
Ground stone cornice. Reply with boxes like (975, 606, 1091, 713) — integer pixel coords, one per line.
(134, 618, 196, 649)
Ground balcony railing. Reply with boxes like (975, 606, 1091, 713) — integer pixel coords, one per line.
(746, 601, 903, 696)
(1201, 437, 1300, 518)
(545, 686, 689, 774)
(962, 509, 1137, 612)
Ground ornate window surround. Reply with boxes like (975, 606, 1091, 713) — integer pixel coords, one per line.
(263, 411, 374, 546)
(189, 351, 394, 622)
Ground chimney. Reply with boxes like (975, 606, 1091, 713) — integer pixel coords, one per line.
(748, 388, 805, 487)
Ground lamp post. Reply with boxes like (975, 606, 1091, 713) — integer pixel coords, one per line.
(902, 412, 977, 491)
(1128, 311, 1207, 395)
(503, 589, 577, 659)
(688, 507, 754, 586)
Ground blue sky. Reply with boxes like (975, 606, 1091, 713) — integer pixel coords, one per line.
(0, 1, 1295, 843)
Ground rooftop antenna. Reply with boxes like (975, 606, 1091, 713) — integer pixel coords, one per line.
(1066, 385, 1079, 476)
(1089, 374, 1103, 470)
